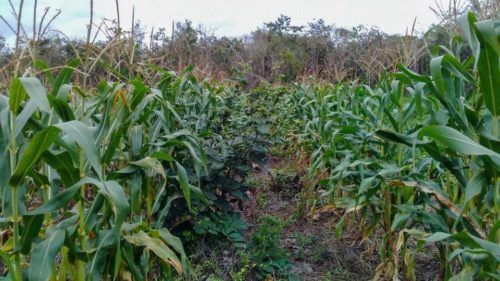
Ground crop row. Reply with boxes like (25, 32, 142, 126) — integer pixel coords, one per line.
(273, 14, 498, 280)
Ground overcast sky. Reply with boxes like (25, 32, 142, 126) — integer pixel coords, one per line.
(1, 0, 440, 43)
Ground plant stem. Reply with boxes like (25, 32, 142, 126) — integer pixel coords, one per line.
(493, 116, 499, 242)
(146, 176, 153, 223)
(75, 148, 87, 281)
(9, 111, 22, 280)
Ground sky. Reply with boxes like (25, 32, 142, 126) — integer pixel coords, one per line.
(0, 0, 440, 44)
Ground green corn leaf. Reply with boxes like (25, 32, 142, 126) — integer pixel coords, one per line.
(124, 231, 183, 274)
(475, 19, 500, 116)
(114, 239, 124, 278)
(154, 195, 182, 229)
(151, 151, 175, 162)
(26, 185, 80, 215)
(120, 242, 144, 280)
(0, 249, 16, 281)
(18, 215, 44, 254)
(459, 13, 480, 63)
(131, 157, 166, 180)
(335, 215, 346, 238)
(469, 235, 500, 261)
(55, 121, 102, 178)
(102, 126, 124, 165)
(418, 125, 500, 165)
(27, 177, 101, 215)
(391, 213, 411, 231)
(431, 55, 475, 89)
(84, 194, 105, 231)
(128, 174, 142, 214)
(55, 84, 73, 101)
(422, 142, 467, 188)
(10, 126, 61, 187)
(28, 229, 65, 281)
(18, 77, 51, 113)
(464, 172, 487, 204)
(28, 169, 50, 186)
(426, 231, 500, 261)
(450, 266, 474, 281)
(33, 60, 55, 85)
(49, 58, 80, 96)
(14, 99, 37, 137)
(102, 181, 130, 229)
(87, 230, 117, 281)
(130, 125, 143, 157)
(9, 78, 27, 114)
(425, 232, 452, 242)
(131, 157, 167, 214)
(42, 150, 80, 186)
(47, 95, 75, 121)
(158, 228, 187, 260)
(376, 129, 426, 146)
(175, 161, 192, 209)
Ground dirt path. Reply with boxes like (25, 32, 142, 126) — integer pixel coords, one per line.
(191, 155, 440, 280)
(242, 157, 379, 280)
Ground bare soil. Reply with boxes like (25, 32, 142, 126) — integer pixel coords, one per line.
(242, 157, 379, 280)
(192, 155, 441, 280)
(242, 156, 441, 281)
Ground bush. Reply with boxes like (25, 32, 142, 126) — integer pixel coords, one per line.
(247, 216, 291, 279)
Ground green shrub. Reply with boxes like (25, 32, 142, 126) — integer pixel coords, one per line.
(247, 216, 291, 279)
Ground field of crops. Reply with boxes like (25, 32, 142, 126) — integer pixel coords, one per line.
(0, 7, 498, 281)
(277, 14, 499, 280)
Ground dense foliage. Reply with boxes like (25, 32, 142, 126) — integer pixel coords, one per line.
(0, 2, 498, 279)
(0, 63, 268, 279)
(0, 13, 428, 87)
(274, 14, 499, 280)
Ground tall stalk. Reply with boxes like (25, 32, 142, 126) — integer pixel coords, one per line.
(76, 98, 87, 281)
(9, 110, 21, 280)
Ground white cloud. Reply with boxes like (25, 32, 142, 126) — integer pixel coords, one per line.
(1, 0, 439, 43)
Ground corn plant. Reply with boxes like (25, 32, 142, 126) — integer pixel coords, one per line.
(375, 13, 499, 279)
(276, 14, 499, 280)
(0, 61, 267, 280)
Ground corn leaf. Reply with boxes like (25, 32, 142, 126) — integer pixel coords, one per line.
(10, 126, 61, 187)
(28, 229, 65, 281)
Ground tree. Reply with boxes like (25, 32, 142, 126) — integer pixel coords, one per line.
(265, 15, 304, 35)
(307, 19, 332, 39)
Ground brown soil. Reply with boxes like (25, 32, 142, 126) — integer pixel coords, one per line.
(242, 157, 379, 280)
(241, 156, 441, 281)
(192, 155, 441, 280)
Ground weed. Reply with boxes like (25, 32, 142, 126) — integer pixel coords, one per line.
(321, 271, 333, 281)
(246, 176, 265, 189)
(247, 216, 291, 279)
(256, 193, 270, 209)
(270, 168, 300, 195)
(230, 250, 252, 281)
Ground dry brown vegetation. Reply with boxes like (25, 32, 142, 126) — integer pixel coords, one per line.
(1, 0, 495, 88)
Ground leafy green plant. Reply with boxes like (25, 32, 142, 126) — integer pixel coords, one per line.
(0, 64, 266, 280)
(229, 250, 252, 281)
(256, 193, 270, 209)
(270, 168, 300, 194)
(247, 215, 291, 279)
(194, 213, 248, 247)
